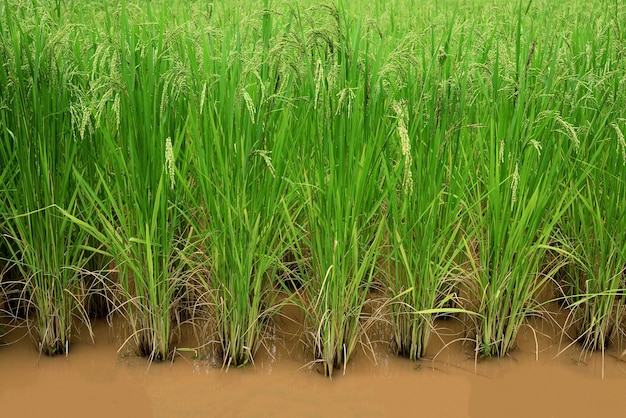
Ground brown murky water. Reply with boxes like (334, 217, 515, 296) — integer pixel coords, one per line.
(1, 305, 625, 418)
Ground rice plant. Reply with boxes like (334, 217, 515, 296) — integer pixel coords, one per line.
(384, 86, 469, 359)
(460, 4, 584, 356)
(182, 2, 299, 367)
(551, 3, 626, 351)
(0, 2, 94, 354)
(277, 5, 394, 377)
(558, 121, 626, 351)
(463, 113, 575, 357)
(71, 2, 196, 361)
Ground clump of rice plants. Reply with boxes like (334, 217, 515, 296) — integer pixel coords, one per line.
(459, 4, 583, 356)
(558, 121, 626, 351)
(0, 3, 94, 354)
(187, 113, 293, 367)
(183, 1, 299, 367)
(384, 76, 469, 359)
(292, 134, 387, 377)
(550, 2, 626, 352)
(279, 5, 392, 377)
(71, 2, 196, 361)
(463, 111, 573, 358)
(380, 9, 489, 360)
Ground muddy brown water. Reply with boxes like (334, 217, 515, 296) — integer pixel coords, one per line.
(1, 305, 626, 418)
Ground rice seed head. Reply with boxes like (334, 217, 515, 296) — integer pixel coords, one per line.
(255, 149, 276, 177)
(326, 62, 338, 92)
(554, 113, 580, 151)
(525, 39, 537, 75)
(392, 100, 413, 195)
(94, 88, 114, 129)
(511, 162, 520, 209)
(113, 93, 121, 130)
(242, 89, 256, 123)
(529, 140, 542, 156)
(199, 82, 207, 115)
(438, 46, 448, 66)
(251, 70, 266, 105)
(612, 123, 626, 165)
(70, 99, 92, 141)
(165, 137, 175, 189)
(161, 75, 172, 116)
(336, 87, 355, 117)
(314, 59, 324, 110)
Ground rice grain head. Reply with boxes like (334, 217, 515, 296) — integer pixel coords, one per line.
(612, 122, 626, 165)
(336, 87, 355, 117)
(511, 162, 519, 209)
(314, 58, 324, 110)
(165, 137, 175, 189)
(200, 82, 207, 115)
(255, 149, 276, 177)
(242, 89, 257, 123)
(392, 100, 413, 195)
(554, 113, 580, 151)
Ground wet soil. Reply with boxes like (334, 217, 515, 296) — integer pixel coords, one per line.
(1, 304, 625, 418)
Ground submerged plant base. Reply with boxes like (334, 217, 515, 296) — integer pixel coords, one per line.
(394, 336, 428, 360)
(313, 343, 349, 377)
(31, 317, 72, 357)
(137, 344, 172, 362)
(576, 316, 617, 352)
(36, 339, 68, 357)
(128, 320, 177, 362)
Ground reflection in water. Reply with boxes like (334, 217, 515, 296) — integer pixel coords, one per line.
(1, 304, 626, 418)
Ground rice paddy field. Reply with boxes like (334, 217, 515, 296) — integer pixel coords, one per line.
(1, 0, 626, 413)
